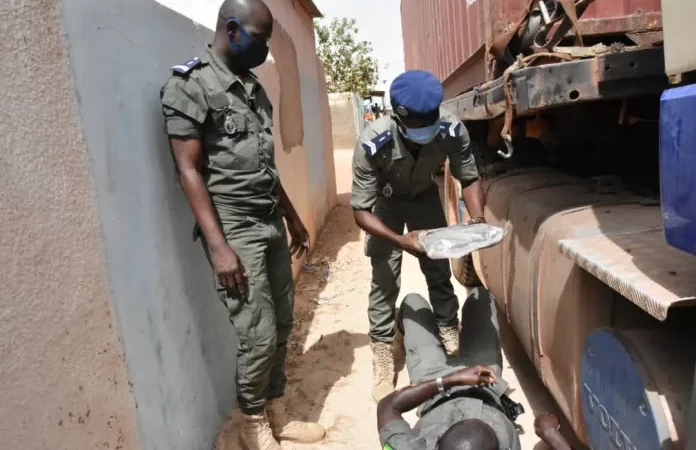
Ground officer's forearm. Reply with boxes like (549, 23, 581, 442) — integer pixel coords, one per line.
(461, 178, 485, 220)
(179, 168, 227, 251)
(278, 182, 300, 223)
(353, 209, 404, 248)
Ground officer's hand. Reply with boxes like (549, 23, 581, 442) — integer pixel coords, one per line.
(399, 231, 426, 257)
(211, 245, 247, 294)
(465, 216, 486, 226)
(287, 216, 310, 259)
(449, 365, 497, 387)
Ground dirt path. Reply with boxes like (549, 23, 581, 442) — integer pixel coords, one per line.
(216, 150, 582, 450)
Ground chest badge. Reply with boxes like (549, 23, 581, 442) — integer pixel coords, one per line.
(224, 112, 237, 135)
(382, 183, 394, 198)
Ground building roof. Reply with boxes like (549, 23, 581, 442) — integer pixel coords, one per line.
(363, 90, 386, 99)
(297, 0, 323, 18)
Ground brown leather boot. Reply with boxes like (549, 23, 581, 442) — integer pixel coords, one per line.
(266, 398, 326, 443)
(371, 342, 395, 402)
(239, 412, 282, 450)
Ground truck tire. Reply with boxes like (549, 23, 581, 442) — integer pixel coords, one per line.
(444, 138, 517, 287)
(443, 165, 481, 287)
(443, 153, 483, 288)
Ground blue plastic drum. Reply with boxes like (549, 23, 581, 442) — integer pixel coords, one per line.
(660, 84, 696, 255)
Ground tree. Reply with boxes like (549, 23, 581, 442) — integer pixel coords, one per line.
(315, 18, 380, 96)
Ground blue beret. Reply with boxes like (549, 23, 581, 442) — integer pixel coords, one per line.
(390, 70, 443, 116)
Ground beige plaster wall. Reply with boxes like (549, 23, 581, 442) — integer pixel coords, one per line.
(0, 1, 140, 449)
(318, 58, 339, 210)
(259, 0, 337, 275)
(329, 92, 363, 150)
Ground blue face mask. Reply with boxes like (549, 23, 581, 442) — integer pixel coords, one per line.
(226, 17, 269, 70)
(402, 119, 441, 145)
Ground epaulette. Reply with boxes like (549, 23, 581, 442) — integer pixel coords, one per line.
(361, 131, 393, 157)
(171, 57, 202, 75)
(440, 121, 463, 138)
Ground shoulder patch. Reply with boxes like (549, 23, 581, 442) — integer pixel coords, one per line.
(361, 131, 393, 157)
(171, 57, 202, 75)
(440, 121, 463, 138)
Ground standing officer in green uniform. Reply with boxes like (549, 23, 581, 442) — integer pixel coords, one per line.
(351, 70, 486, 402)
(159, 1, 324, 449)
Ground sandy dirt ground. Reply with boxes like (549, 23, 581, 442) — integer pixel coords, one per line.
(216, 150, 583, 450)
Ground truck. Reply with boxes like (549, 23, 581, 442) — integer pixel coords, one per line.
(400, 0, 696, 448)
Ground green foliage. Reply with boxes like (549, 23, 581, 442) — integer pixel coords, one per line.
(315, 18, 380, 96)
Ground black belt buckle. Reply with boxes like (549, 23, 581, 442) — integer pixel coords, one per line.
(500, 394, 525, 422)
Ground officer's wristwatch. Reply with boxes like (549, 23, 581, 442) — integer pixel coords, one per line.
(466, 217, 486, 225)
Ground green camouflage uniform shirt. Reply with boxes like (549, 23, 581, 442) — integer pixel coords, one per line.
(160, 47, 279, 220)
(351, 110, 479, 211)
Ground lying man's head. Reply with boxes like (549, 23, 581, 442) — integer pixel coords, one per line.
(437, 419, 499, 450)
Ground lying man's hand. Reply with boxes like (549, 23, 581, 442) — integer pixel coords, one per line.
(446, 365, 497, 387)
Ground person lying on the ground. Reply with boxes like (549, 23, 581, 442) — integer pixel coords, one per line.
(377, 288, 521, 450)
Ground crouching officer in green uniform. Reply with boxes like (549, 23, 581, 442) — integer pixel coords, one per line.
(159, 0, 325, 448)
(351, 70, 486, 402)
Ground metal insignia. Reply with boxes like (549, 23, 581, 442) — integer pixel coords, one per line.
(396, 105, 408, 116)
(382, 183, 394, 198)
(224, 112, 237, 135)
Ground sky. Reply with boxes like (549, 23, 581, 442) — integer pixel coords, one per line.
(313, 0, 405, 100)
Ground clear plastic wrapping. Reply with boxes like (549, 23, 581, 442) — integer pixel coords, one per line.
(417, 223, 506, 260)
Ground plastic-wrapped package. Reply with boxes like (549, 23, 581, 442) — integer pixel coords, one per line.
(417, 223, 505, 259)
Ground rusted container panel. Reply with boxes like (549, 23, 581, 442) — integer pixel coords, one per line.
(401, 0, 663, 88)
(401, 0, 483, 82)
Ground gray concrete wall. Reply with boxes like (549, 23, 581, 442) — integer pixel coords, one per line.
(60, 1, 237, 449)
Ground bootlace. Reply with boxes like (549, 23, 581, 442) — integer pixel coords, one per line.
(257, 418, 278, 449)
(244, 415, 279, 449)
(439, 326, 459, 341)
(373, 344, 393, 379)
